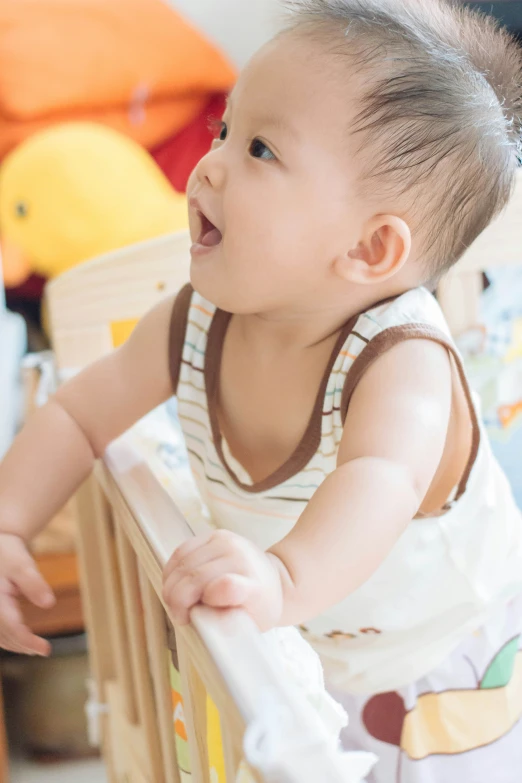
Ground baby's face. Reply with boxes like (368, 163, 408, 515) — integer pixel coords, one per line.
(187, 33, 370, 314)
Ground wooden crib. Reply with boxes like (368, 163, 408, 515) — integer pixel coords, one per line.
(44, 170, 521, 783)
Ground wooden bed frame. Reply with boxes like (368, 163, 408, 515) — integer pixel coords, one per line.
(3, 169, 518, 782)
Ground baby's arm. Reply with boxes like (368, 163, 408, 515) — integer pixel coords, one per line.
(0, 295, 175, 654)
(163, 339, 453, 630)
(271, 338, 452, 625)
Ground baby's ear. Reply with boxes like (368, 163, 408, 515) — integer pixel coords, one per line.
(336, 216, 411, 284)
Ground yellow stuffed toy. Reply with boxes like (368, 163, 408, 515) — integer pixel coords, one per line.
(0, 122, 188, 287)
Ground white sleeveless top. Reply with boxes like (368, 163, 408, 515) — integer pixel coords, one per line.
(169, 284, 522, 693)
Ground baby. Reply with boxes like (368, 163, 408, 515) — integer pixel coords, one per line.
(1, 0, 522, 779)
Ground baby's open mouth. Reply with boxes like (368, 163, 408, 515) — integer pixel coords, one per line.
(197, 211, 223, 247)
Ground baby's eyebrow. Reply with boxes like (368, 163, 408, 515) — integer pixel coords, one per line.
(225, 94, 300, 141)
(251, 115, 301, 141)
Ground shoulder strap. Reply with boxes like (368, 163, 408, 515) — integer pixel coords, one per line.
(168, 283, 193, 395)
(341, 323, 481, 503)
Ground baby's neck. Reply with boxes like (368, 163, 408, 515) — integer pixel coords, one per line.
(235, 284, 411, 352)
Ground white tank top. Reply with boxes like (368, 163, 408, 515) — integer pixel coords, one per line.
(169, 284, 522, 693)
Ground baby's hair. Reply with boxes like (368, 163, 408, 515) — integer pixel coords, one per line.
(283, 0, 522, 276)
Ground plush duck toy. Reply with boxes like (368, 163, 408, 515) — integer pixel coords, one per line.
(0, 122, 189, 288)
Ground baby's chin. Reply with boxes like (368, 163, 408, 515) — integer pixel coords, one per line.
(189, 253, 231, 310)
(189, 264, 264, 315)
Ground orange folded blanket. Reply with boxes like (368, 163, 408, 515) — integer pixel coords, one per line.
(0, 0, 236, 158)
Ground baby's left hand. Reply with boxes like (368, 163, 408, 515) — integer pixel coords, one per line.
(162, 530, 284, 630)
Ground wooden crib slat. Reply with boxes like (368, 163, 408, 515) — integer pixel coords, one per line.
(114, 524, 165, 783)
(101, 464, 169, 599)
(138, 565, 181, 783)
(73, 475, 115, 699)
(177, 633, 211, 783)
(78, 473, 137, 726)
(103, 680, 151, 783)
(221, 717, 246, 783)
(73, 476, 119, 780)
(178, 624, 246, 742)
(100, 497, 138, 725)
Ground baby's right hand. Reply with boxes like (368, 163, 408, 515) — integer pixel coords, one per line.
(0, 534, 55, 656)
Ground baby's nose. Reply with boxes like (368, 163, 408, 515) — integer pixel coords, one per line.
(195, 147, 227, 191)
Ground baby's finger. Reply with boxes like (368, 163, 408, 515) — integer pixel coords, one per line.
(0, 576, 16, 596)
(0, 636, 28, 655)
(163, 572, 205, 625)
(11, 625, 51, 657)
(0, 628, 51, 657)
(0, 626, 31, 654)
(13, 564, 55, 609)
(0, 630, 47, 656)
(0, 599, 50, 656)
(163, 556, 238, 625)
(202, 574, 253, 610)
(164, 548, 228, 587)
(163, 535, 211, 580)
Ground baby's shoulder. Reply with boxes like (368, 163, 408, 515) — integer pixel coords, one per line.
(336, 287, 456, 421)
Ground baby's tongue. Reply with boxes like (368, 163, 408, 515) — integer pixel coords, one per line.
(201, 227, 222, 247)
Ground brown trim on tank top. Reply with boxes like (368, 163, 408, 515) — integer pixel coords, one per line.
(168, 283, 194, 395)
(204, 309, 359, 494)
(169, 289, 479, 507)
(340, 323, 481, 504)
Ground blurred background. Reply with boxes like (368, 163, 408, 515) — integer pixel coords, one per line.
(0, 1, 520, 782)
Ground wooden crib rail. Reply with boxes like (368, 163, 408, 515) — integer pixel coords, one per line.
(102, 436, 350, 783)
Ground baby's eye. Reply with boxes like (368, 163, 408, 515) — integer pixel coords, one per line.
(208, 118, 228, 142)
(218, 122, 228, 142)
(249, 138, 276, 161)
